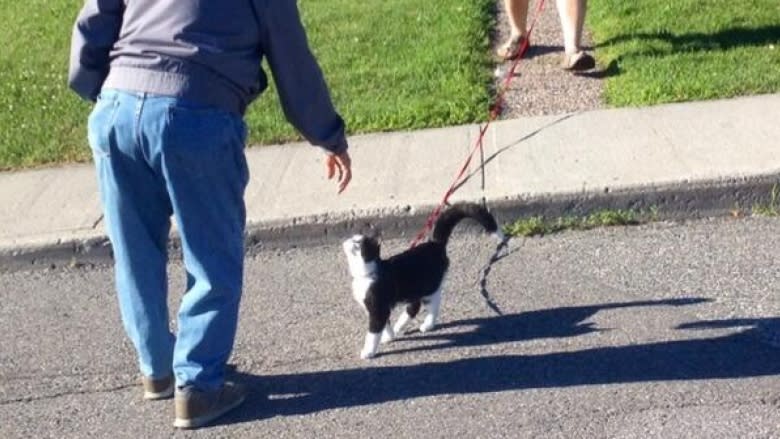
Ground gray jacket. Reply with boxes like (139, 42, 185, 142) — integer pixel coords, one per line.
(69, 0, 347, 153)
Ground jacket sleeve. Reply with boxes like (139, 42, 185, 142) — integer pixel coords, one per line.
(256, 0, 348, 154)
(68, 0, 125, 101)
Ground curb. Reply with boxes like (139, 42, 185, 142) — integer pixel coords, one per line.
(246, 173, 780, 246)
(2, 173, 778, 272)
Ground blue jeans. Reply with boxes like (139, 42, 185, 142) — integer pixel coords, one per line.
(88, 89, 249, 391)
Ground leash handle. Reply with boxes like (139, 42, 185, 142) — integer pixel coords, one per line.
(409, 0, 547, 248)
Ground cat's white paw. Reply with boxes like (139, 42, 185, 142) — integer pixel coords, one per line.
(362, 332, 380, 359)
(393, 312, 412, 335)
(380, 332, 394, 344)
(419, 321, 436, 333)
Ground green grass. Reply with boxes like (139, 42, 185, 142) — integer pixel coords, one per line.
(752, 184, 780, 217)
(0, 0, 90, 169)
(503, 208, 658, 237)
(588, 0, 780, 106)
(248, 0, 495, 147)
(6, 1, 779, 170)
(0, 0, 494, 170)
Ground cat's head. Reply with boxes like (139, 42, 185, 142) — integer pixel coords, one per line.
(342, 234, 381, 277)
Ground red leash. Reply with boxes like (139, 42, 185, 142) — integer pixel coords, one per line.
(409, 0, 547, 247)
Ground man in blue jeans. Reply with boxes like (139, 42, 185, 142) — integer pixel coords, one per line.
(69, 0, 352, 429)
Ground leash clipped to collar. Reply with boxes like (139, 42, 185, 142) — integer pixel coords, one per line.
(409, 0, 547, 248)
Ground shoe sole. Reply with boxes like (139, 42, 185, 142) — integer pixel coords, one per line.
(173, 393, 247, 429)
(143, 385, 174, 401)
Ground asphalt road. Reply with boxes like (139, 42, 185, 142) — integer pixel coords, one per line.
(1, 216, 780, 438)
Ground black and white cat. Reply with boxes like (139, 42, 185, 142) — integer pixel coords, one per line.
(342, 203, 504, 359)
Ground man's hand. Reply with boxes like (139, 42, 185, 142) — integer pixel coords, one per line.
(326, 151, 352, 194)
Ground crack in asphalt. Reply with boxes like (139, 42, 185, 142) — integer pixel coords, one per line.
(0, 382, 137, 405)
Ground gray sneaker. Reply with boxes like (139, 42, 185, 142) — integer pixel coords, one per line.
(142, 375, 174, 400)
(173, 381, 247, 429)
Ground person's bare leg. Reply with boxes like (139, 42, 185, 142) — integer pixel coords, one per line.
(556, 0, 583, 54)
(505, 0, 530, 38)
(556, 0, 593, 70)
(576, 0, 587, 49)
(498, 0, 530, 59)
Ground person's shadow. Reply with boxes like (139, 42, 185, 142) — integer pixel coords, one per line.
(524, 44, 564, 59)
(215, 297, 780, 426)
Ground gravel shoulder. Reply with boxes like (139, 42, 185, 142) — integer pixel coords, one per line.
(492, 0, 605, 118)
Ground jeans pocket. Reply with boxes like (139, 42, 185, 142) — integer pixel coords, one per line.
(163, 105, 247, 180)
(87, 95, 120, 158)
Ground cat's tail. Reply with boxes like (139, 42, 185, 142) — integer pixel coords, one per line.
(431, 202, 504, 245)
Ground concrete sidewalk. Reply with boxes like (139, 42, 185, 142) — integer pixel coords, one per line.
(1, 94, 779, 266)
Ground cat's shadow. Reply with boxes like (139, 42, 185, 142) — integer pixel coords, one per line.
(384, 297, 711, 357)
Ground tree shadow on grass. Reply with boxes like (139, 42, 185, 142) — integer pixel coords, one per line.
(584, 25, 779, 84)
(595, 25, 780, 57)
(214, 297, 780, 426)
